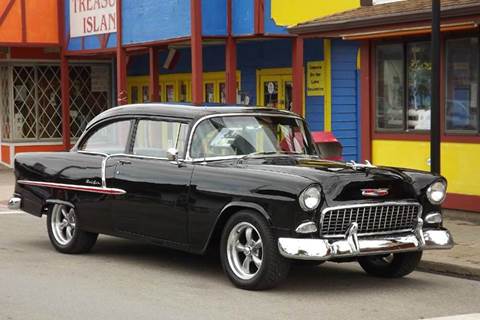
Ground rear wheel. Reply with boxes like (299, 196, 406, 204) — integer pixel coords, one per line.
(47, 203, 98, 254)
(220, 210, 290, 290)
(358, 251, 423, 278)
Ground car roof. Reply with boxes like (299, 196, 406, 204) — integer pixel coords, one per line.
(86, 103, 299, 129)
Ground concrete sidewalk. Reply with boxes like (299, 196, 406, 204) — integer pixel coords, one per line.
(420, 217, 480, 281)
(0, 166, 14, 206)
(0, 167, 478, 280)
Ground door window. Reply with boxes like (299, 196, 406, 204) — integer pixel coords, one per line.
(79, 120, 131, 154)
(133, 120, 188, 159)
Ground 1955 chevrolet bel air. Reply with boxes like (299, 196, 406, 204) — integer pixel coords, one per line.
(9, 104, 454, 290)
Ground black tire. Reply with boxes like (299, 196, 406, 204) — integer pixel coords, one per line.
(220, 210, 290, 290)
(358, 251, 423, 278)
(47, 203, 98, 254)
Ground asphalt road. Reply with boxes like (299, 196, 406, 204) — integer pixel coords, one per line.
(1, 210, 479, 320)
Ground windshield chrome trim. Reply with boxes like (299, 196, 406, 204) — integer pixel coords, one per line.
(185, 112, 308, 162)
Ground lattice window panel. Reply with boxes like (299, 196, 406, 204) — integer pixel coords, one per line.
(37, 66, 62, 139)
(12, 66, 37, 139)
(70, 65, 110, 138)
(0, 66, 11, 140)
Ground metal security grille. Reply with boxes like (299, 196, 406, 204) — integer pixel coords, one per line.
(320, 203, 421, 237)
(13, 66, 37, 139)
(70, 65, 110, 138)
(37, 66, 62, 139)
(0, 63, 111, 142)
(0, 66, 11, 140)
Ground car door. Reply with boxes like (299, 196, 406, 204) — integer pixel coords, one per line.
(75, 119, 134, 233)
(107, 118, 192, 245)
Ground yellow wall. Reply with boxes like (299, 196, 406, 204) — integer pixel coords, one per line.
(372, 140, 480, 196)
(271, 0, 361, 26)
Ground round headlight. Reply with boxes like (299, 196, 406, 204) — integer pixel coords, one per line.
(427, 181, 447, 205)
(299, 185, 322, 211)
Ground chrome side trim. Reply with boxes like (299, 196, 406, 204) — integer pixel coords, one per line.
(8, 197, 22, 210)
(278, 229, 454, 261)
(319, 201, 422, 238)
(18, 180, 126, 195)
(184, 112, 305, 162)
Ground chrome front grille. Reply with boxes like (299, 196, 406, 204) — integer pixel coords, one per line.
(320, 202, 421, 238)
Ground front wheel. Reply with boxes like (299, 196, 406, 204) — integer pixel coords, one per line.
(358, 251, 423, 278)
(220, 210, 290, 290)
(47, 203, 98, 254)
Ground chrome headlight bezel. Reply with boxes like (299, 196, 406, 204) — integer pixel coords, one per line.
(426, 180, 447, 205)
(299, 185, 322, 212)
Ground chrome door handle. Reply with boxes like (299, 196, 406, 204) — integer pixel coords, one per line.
(117, 160, 132, 165)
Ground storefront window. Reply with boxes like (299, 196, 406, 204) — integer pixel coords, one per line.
(445, 37, 479, 132)
(376, 44, 405, 130)
(0, 63, 111, 142)
(407, 42, 431, 130)
(376, 41, 432, 132)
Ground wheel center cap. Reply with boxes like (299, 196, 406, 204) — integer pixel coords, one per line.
(244, 247, 252, 255)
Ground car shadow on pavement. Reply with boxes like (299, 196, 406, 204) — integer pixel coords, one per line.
(21, 235, 435, 293)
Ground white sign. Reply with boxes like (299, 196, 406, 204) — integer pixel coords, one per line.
(91, 66, 110, 92)
(70, 0, 117, 38)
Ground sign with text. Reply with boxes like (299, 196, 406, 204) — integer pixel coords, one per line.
(307, 61, 325, 96)
(70, 0, 117, 38)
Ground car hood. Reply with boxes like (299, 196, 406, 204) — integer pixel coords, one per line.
(232, 157, 420, 204)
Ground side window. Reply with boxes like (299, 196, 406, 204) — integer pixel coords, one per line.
(133, 120, 188, 159)
(79, 120, 131, 154)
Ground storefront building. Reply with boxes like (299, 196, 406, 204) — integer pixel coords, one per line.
(290, 0, 480, 212)
(0, 0, 113, 165)
(0, 0, 364, 168)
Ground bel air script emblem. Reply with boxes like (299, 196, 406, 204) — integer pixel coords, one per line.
(361, 188, 389, 197)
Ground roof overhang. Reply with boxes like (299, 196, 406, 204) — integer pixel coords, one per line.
(289, 3, 480, 38)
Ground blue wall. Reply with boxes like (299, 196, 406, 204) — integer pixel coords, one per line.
(127, 39, 360, 161)
(264, 0, 287, 35)
(122, 0, 191, 45)
(202, 0, 227, 36)
(304, 39, 325, 133)
(232, 0, 255, 36)
(331, 40, 360, 161)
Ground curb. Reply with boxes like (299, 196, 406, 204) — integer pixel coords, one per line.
(418, 260, 480, 281)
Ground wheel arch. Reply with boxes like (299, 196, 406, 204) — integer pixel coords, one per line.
(201, 201, 272, 254)
(42, 199, 76, 215)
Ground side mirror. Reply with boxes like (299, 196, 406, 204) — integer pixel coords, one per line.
(167, 148, 178, 162)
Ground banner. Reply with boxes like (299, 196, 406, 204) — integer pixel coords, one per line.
(70, 0, 117, 38)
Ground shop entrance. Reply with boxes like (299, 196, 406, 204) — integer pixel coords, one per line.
(128, 72, 240, 104)
(257, 69, 293, 111)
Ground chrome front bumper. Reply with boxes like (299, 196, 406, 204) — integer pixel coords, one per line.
(278, 228, 454, 261)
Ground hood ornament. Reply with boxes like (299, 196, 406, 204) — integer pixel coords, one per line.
(347, 160, 376, 171)
(361, 188, 389, 197)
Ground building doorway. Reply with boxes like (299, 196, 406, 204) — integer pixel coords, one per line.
(257, 69, 293, 111)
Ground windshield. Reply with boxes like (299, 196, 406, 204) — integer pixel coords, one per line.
(190, 115, 317, 160)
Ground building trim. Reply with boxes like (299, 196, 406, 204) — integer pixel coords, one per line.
(444, 193, 480, 213)
(360, 41, 371, 161)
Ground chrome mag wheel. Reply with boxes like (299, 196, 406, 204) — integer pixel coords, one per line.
(227, 222, 263, 280)
(51, 205, 76, 246)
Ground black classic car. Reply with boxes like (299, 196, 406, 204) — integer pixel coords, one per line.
(9, 104, 453, 290)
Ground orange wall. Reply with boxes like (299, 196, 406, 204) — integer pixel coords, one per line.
(1, 145, 10, 165)
(0, 0, 59, 44)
